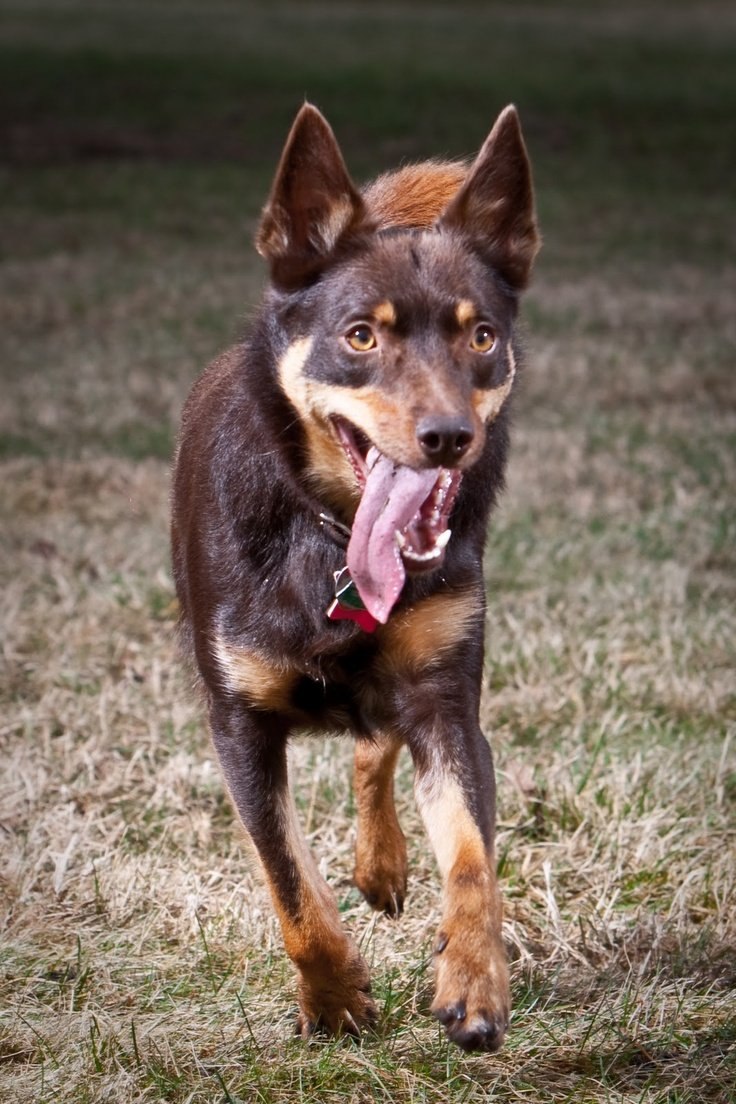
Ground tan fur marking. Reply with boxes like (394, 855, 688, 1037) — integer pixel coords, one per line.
(379, 588, 482, 674)
(373, 300, 397, 327)
(277, 337, 359, 513)
(317, 194, 356, 253)
(272, 786, 343, 954)
(415, 771, 509, 1041)
(213, 636, 295, 711)
(299, 415, 359, 516)
(265, 787, 376, 1035)
(277, 335, 315, 410)
(473, 342, 517, 423)
(415, 774, 487, 877)
(278, 337, 487, 507)
(353, 737, 407, 914)
(363, 161, 467, 230)
(455, 299, 477, 327)
(300, 382, 404, 510)
(278, 336, 436, 509)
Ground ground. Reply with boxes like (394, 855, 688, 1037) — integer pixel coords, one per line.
(1, 2, 735, 1101)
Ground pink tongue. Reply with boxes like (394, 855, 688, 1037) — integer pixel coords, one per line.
(347, 448, 439, 623)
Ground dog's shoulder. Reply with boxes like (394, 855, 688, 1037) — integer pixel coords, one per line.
(362, 160, 467, 230)
(181, 345, 242, 423)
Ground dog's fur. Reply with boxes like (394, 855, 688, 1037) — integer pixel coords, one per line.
(171, 103, 539, 1052)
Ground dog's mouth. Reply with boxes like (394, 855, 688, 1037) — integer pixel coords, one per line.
(333, 418, 462, 623)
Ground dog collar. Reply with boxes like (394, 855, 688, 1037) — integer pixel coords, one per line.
(317, 511, 351, 547)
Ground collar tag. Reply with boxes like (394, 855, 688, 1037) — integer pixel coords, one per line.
(326, 567, 378, 633)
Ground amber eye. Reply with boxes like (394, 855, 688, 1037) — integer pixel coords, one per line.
(470, 324, 496, 353)
(345, 324, 377, 353)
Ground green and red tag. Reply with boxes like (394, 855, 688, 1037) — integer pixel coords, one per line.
(326, 567, 378, 633)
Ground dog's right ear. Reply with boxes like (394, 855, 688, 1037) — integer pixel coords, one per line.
(438, 105, 540, 290)
(256, 104, 366, 288)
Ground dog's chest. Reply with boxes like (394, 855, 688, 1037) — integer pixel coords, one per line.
(214, 584, 482, 733)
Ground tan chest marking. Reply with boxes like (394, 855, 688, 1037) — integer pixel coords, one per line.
(213, 636, 296, 711)
(378, 587, 483, 675)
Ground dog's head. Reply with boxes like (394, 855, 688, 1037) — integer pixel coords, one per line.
(256, 104, 540, 621)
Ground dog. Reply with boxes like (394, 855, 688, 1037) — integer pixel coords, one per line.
(171, 102, 539, 1052)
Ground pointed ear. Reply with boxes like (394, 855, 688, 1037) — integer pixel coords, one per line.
(255, 104, 366, 287)
(438, 105, 540, 289)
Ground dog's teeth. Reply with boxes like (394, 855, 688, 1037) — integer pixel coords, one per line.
(396, 527, 452, 563)
(402, 545, 442, 564)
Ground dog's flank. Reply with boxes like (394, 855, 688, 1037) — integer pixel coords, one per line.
(171, 102, 539, 1051)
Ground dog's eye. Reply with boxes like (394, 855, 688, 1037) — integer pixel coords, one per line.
(470, 324, 497, 353)
(345, 325, 377, 353)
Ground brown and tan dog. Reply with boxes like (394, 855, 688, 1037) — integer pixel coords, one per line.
(171, 103, 539, 1051)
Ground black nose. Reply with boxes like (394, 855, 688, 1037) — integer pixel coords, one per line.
(416, 415, 474, 466)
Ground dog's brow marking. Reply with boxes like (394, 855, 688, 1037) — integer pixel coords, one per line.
(472, 342, 517, 423)
(373, 300, 397, 326)
(379, 588, 482, 673)
(213, 635, 295, 711)
(455, 299, 476, 327)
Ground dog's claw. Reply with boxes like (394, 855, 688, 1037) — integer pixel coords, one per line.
(295, 1014, 317, 1039)
(295, 951, 377, 1044)
(362, 887, 403, 917)
(433, 1005, 507, 1053)
(295, 1005, 372, 1041)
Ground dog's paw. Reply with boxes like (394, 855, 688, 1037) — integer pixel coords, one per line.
(295, 942, 377, 1040)
(431, 930, 510, 1053)
(353, 859, 407, 918)
(294, 992, 377, 1041)
(353, 832, 408, 918)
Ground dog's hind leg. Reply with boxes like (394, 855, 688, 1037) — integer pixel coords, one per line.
(209, 700, 376, 1037)
(352, 734, 408, 917)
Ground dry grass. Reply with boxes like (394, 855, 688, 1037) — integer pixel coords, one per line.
(2, 263, 734, 1098)
(2, 1, 735, 1100)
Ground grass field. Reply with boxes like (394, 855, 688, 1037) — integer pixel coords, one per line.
(1, 2, 735, 1101)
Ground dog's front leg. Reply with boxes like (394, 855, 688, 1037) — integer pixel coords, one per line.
(410, 722, 509, 1052)
(209, 700, 376, 1037)
(353, 734, 408, 917)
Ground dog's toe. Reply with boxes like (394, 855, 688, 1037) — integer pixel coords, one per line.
(436, 1007, 507, 1053)
(355, 872, 406, 917)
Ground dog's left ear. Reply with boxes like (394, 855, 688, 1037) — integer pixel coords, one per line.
(256, 104, 366, 288)
(439, 105, 540, 290)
